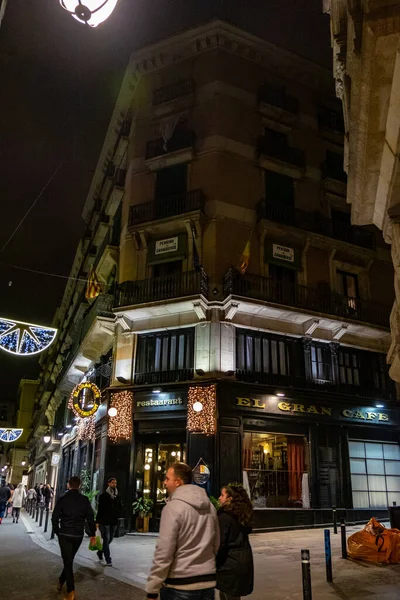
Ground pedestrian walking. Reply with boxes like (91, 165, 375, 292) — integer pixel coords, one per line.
(52, 476, 96, 600)
(27, 486, 36, 512)
(145, 462, 219, 600)
(0, 482, 11, 524)
(96, 477, 121, 566)
(42, 483, 51, 509)
(5, 483, 14, 518)
(12, 482, 26, 523)
(216, 484, 254, 600)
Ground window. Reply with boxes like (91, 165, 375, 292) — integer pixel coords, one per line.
(269, 264, 296, 286)
(310, 343, 331, 382)
(243, 432, 308, 508)
(155, 164, 187, 200)
(338, 349, 360, 386)
(265, 170, 294, 207)
(236, 330, 295, 378)
(349, 441, 400, 508)
(264, 128, 288, 149)
(135, 328, 195, 384)
(337, 270, 358, 299)
(0, 409, 7, 422)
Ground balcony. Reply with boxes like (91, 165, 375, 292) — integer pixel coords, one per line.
(153, 79, 195, 106)
(224, 269, 390, 328)
(146, 128, 196, 160)
(257, 199, 376, 250)
(135, 368, 194, 385)
(116, 270, 208, 308)
(235, 370, 395, 401)
(258, 83, 299, 115)
(129, 189, 205, 227)
(257, 136, 305, 169)
(80, 294, 114, 342)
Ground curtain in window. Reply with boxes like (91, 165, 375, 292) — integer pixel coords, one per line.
(287, 437, 304, 503)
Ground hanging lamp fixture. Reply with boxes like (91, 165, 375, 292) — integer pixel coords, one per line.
(59, 0, 119, 27)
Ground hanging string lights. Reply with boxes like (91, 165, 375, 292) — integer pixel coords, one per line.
(187, 384, 217, 436)
(108, 390, 133, 443)
(59, 0, 120, 27)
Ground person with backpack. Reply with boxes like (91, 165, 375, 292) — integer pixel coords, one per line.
(216, 484, 254, 600)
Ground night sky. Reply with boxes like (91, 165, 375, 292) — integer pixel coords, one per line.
(0, 0, 331, 401)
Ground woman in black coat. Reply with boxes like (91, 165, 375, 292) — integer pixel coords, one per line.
(216, 484, 254, 600)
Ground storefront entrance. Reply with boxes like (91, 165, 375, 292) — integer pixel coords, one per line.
(135, 433, 186, 524)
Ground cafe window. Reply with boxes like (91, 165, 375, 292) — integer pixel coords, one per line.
(236, 330, 293, 377)
(311, 343, 331, 382)
(338, 349, 360, 386)
(135, 328, 194, 385)
(243, 432, 309, 508)
(349, 441, 400, 508)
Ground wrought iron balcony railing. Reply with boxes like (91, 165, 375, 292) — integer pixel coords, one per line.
(257, 199, 376, 250)
(135, 368, 194, 385)
(153, 79, 195, 106)
(116, 270, 208, 308)
(146, 128, 196, 160)
(257, 136, 306, 169)
(129, 189, 205, 227)
(258, 84, 299, 114)
(224, 269, 390, 328)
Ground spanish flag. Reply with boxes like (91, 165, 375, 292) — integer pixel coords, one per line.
(86, 268, 102, 301)
(237, 238, 251, 275)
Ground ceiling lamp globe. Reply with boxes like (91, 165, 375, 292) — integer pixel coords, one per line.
(108, 407, 118, 417)
(59, 0, 119, 28)
(193, 401, 203, 413)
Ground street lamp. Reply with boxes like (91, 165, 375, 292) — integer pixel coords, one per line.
(43, 430, 52, 444)
(21, 458, 27, 466)
(59, 0, 119, 27)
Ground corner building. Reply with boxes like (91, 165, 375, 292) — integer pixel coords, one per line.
(87, 20, 399, 530)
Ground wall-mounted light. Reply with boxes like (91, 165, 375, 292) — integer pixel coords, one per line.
(277, 392, 285, 397)
(59, 0, 119, 28)
(376, 404, 385, 408)
(21, 458, 27, 466)
(152, 388, 161, 394)
(195, 369, 205, 376)
(193, 401, 203, 413)
(116, 376, 129, 384)
(43, 432, 51, 444)
(108, 407, 118, 417)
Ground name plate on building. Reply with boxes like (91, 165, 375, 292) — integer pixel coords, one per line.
(155, 237, 178, 255)
(234, 396, 394, 425)
(134, 391, 187, 413)
(272, 243, 294, 263)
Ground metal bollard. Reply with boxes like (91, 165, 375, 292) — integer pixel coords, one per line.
(324, 529, 333, 582)
(39, 506, 44, 527)
(332, 506, 338, 534)
(301, 549, 312, 600)
(44, 509, 49, 533)
(340, 519, 348, 559)
(35, 505, 39, 522)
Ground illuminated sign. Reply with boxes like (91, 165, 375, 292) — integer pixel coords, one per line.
(0, 429, 23, 442)
(71, 382, 101, 418)
(0, 317, 57, 356)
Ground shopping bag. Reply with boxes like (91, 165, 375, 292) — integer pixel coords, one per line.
(88, 527, 103, 552)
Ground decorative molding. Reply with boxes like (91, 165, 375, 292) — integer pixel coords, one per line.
(193, 302, 207, 321)
(333, 324, 348, 340)
(116, 315, 133, 332)
(225, 302, 240, 321)
(303, 319, 320, 337)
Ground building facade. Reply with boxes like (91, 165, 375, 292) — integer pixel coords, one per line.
(324, 1, 400, 383)
(32, 19, 398, 530)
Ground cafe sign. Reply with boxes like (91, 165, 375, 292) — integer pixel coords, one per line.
(134, 390, 187, 413)
(235, 396, 392, 425)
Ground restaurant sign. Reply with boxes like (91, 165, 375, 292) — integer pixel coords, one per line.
(235, 396, 392, 425)
(134, 391, 187, 413)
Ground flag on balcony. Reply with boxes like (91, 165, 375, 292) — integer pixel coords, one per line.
(86, 268, 102, 301)
(192, 229, 202, 272)
(237, 237, 251, 275)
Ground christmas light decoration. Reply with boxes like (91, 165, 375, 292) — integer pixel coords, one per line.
(59, 0, 119, 27)
(0, 317, 57, 356)
(70, 382, 101, 418)
(77, 415, 96, 442)
(108, 391, 133, 443)
(0, 429, 23, 443)
(187, 385, 217, 436)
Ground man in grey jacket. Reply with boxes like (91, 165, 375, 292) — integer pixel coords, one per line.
(146, 462, 219, 600)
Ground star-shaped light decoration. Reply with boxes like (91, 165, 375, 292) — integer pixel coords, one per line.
(0, 318, 57, 356)
(0, 429, 23, 443)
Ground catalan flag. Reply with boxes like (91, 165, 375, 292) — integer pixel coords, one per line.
(237, 238, 251, 275)
(86, 268, 102, 301)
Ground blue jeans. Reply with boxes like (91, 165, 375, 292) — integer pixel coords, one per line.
(0, 502, 6, 519)
(99, 525, 117, 563)
(160, 588, 214, 600)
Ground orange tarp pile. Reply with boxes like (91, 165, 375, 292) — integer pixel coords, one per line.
(348, 517, 400, 564)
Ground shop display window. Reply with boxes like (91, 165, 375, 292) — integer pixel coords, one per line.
(349, 441, 400, 508)
(243, 432, 309, 508)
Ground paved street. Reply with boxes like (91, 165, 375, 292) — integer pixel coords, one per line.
(2, 510, 400, 599)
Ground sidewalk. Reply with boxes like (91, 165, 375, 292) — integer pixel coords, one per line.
(21, 510, 400, 599)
